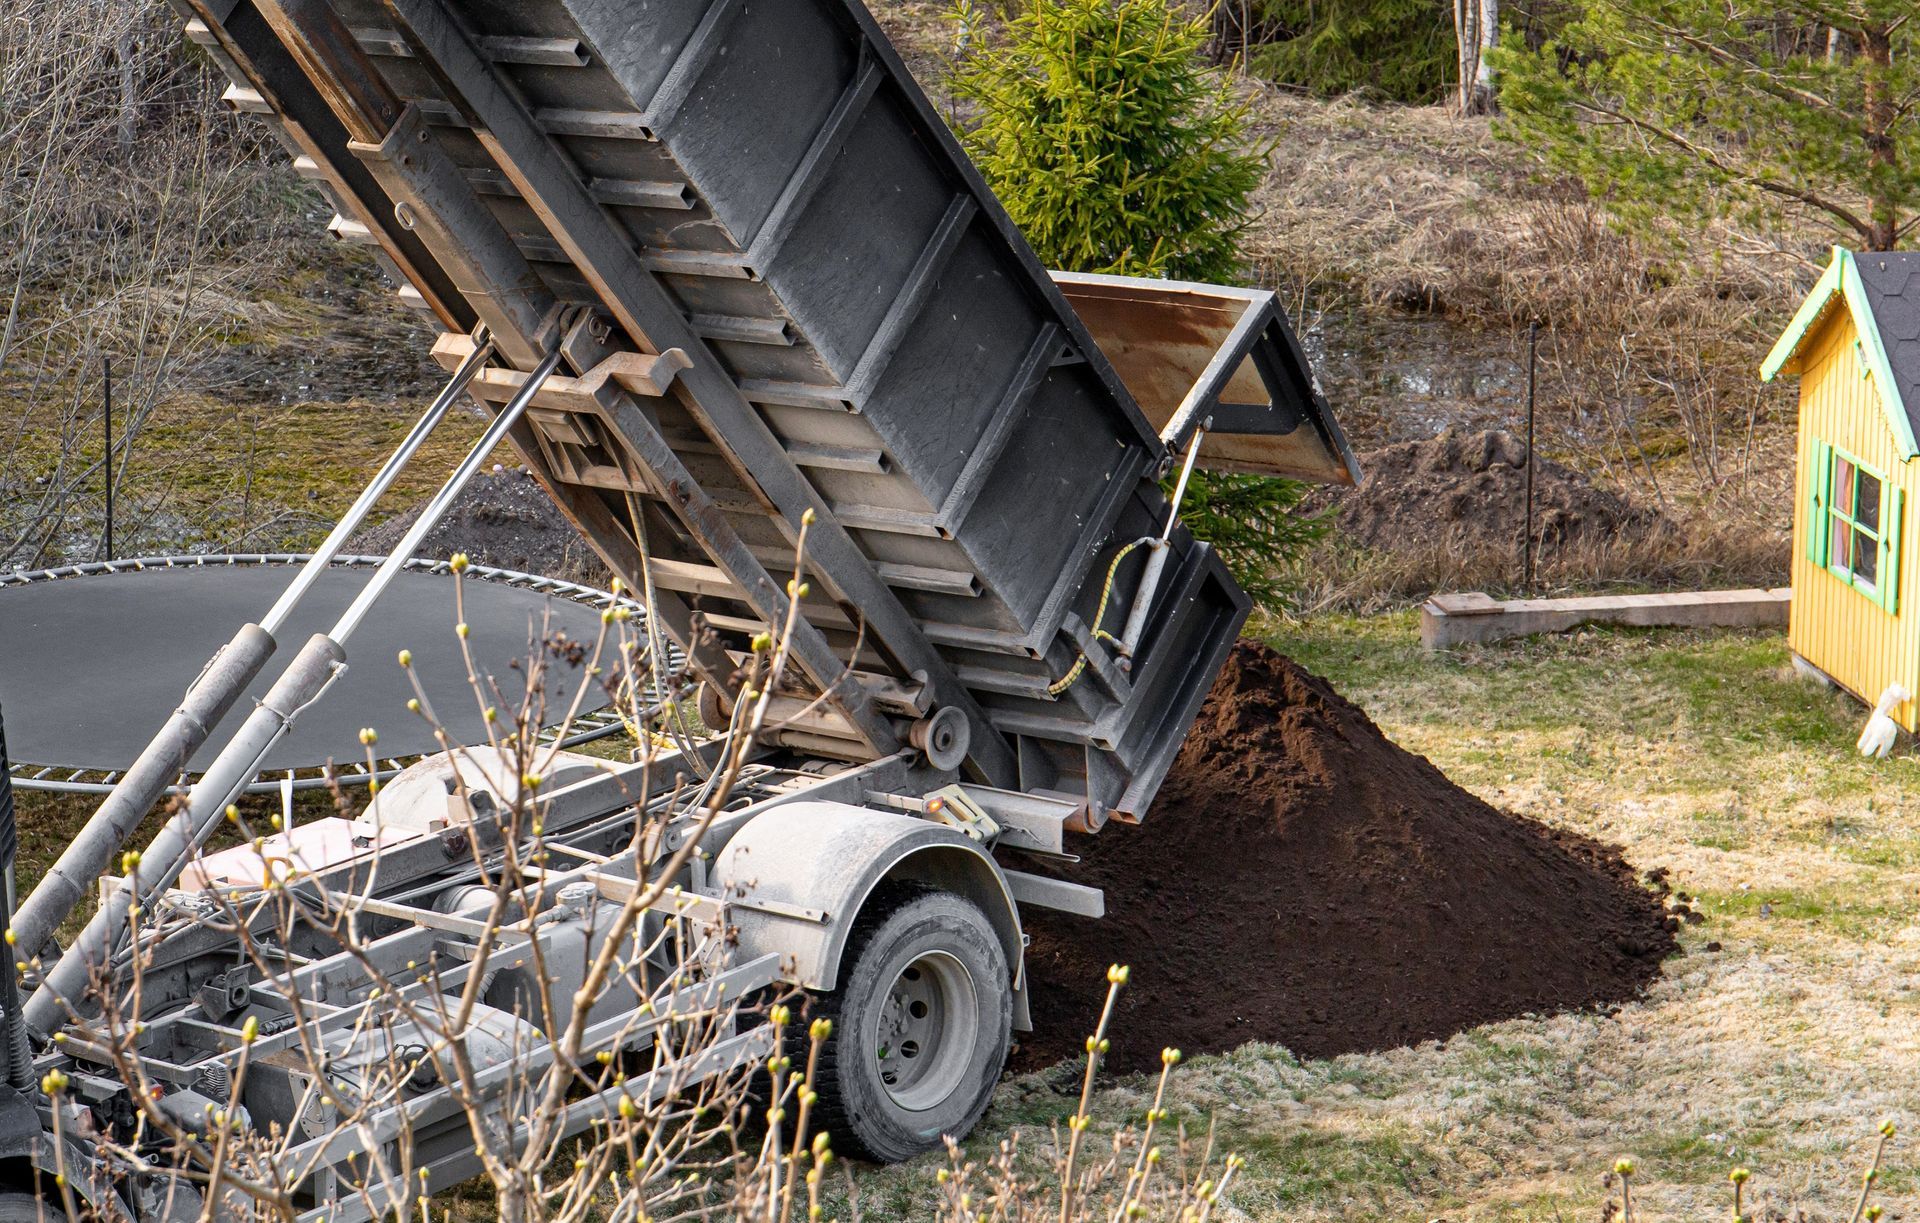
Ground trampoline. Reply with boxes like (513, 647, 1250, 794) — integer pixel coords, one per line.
(0, 554, 655, 793)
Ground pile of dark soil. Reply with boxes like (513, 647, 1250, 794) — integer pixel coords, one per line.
(349, 469, 611, 585)
(1013, 641, 1679, 1074)
(1302, 427, 1670, 554)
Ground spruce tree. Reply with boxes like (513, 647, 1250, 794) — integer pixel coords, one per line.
(951, 0, 1262, 281)
(1248, 0, 1454, 104)
(950, 0, 1319, 602)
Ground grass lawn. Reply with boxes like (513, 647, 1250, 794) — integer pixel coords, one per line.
(849, 616, 1920, 1221)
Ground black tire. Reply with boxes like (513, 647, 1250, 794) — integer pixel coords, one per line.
(809, 885, 1012, 1163)
(0, 1192, 62, 1222)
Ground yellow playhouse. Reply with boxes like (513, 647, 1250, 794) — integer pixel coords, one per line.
(1763, 247, 1920, 730)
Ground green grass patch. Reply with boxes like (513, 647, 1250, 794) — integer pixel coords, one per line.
(1225, 1125, 1439, 1207)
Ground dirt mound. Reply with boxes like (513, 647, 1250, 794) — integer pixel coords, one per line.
(349, 469, 611, 585)
(1303, 427, 1669, 553)
(1013, 641, 1678, 1074)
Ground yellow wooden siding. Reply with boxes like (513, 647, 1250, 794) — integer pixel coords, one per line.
(1789, 313, 1920, 729)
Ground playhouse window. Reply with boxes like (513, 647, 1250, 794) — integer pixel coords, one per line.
(1811, 443, 1902, 613)
(1830, 457, 1881, 587)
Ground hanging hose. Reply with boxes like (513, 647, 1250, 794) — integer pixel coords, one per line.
(1051, 430, 1210, 697)
(1047, 538, 1147, 696)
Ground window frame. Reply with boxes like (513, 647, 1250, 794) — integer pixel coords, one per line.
(1809, 439, 1904, 614)
(1829, 450, 1884, 594)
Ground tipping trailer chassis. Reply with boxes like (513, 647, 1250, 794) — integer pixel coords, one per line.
(7, 724, 1087, 1221)
(0, 0, 1362, 1210)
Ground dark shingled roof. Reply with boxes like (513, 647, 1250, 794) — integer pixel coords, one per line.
(1854, 252, 1920, 444)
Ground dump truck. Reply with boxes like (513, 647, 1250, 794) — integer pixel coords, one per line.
(0, 0, 1357, 1214)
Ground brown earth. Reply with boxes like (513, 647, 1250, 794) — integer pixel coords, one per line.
(1011, 640, 1680, 1074)
(1302, 426, 1671, 554)
(349, 468, 611, 586)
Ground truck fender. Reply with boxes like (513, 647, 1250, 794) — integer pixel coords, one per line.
(712, 801, 1025, 1010)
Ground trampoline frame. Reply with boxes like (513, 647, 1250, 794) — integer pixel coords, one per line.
(1, 553, 666, 795)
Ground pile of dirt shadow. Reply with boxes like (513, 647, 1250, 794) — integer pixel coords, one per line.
(1012, 640, 1680, 1074)
(349, 468, 612, 586)
(1301, 427, 1670, 554)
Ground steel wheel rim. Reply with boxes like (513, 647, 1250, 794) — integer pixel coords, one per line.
(875, 949, 978, 1112)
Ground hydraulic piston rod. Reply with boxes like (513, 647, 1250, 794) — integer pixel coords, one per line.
(5, 337, 496, 985)
(260, 333, 497, 635)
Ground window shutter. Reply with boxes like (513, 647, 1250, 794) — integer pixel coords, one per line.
(1882, 484, 1904, 614)
(1809, 439, 1833, 567)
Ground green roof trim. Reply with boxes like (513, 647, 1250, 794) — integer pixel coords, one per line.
(1762, 246, 1920, 461)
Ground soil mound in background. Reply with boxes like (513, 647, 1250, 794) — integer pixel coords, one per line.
(1302, 427, 1670, 554)
(1014, 641, 1677, 1074)
(349, 469, 611, 585)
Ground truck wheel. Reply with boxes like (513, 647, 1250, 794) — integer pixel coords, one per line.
(809, 885, 1011, 1162)
(0, 1194, 58, 1221)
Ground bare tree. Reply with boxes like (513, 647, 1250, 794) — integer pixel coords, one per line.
(0, 0, 279, 568)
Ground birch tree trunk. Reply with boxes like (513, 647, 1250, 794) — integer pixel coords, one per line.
(1455, 0, 1496, 115)
(1473, 0, 1496, 112)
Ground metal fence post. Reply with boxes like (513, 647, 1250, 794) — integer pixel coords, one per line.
(1523, 321, 1538, 594)
(102, 356, 113, 562)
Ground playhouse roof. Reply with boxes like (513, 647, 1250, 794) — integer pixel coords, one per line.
(1763, 247, 1920, 460)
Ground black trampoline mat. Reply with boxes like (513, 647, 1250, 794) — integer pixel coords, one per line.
(0, 564, 615, 774)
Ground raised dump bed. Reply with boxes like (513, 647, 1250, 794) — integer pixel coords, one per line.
(174, 0, 1355, 828)
(0, 2, 1371, 1208)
